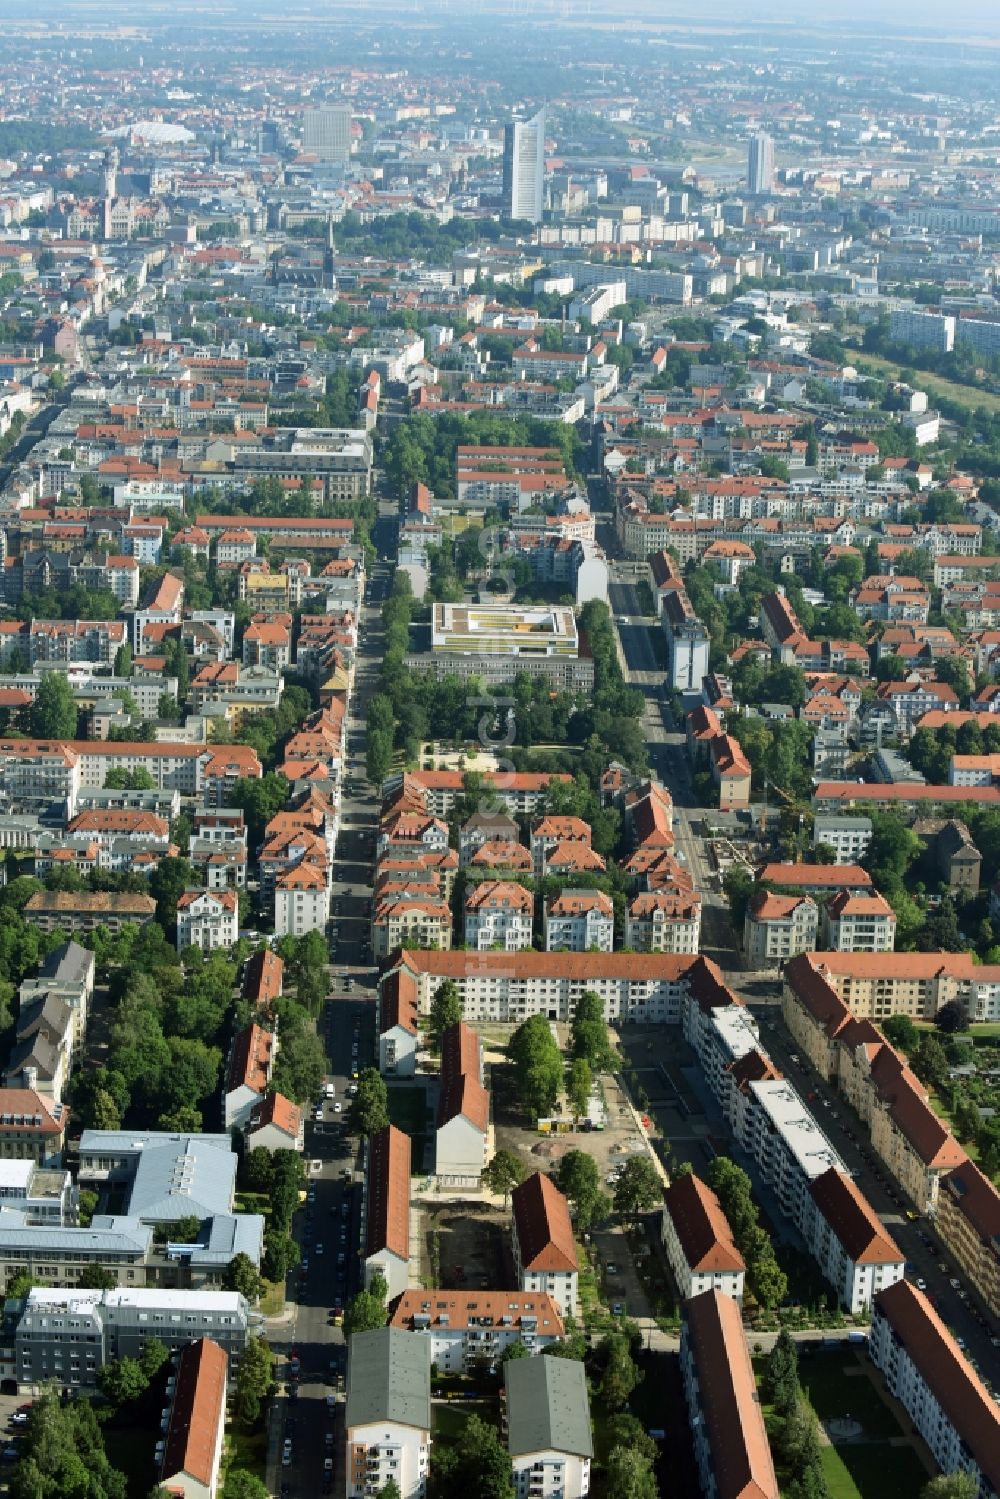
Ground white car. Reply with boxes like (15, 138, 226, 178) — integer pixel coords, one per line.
(334, 1102, 342, 1113)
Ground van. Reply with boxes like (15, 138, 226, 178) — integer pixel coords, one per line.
(324, 1083, 336, 1099)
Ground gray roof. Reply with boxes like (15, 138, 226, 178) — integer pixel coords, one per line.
(504, 1356, 593, 1460)
(5, 1034, 61, 1082)
(128, 1139, 236, 1223)
(187, 1213, 265, 1268)
(0, 1216, 152, 1256)
(15, 994, 72, 1043)
(346, 1328, 431, 1433)
(79, 1129, 232, 1158)
(38, 941, 94, 988)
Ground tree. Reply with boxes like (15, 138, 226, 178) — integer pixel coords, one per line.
(762, 1328, 798, 1413)
(78, 1263, 118, 1291)
(137, 1338, 169, 1384)
(97, 1356, 148, 1406)
(234, 1336, 273, 1426)
(600, 1331, 640, 1411)
(567, 1057, 592, 1120)
(30, 671, 77, 738)
(604, 1445, 658, 1499)
(224, 1251, 264, 1302)
(344, 1271, 388, 1338)
(223, 1473, 270, 1499)
(570, 990, 613, 1071)
(375, 1483, 402, 1499)
(508, 1014, 563, 1118)
(262, 1229, 300, 1283)
(883, 1014, 920, 1054)
(482, 1148, 526, 1205)
(348, 1067, 390, 1136)
(607, 1413, 658, 1466)
(558, 1149, 610, 1229)
(428, 979, 462, 1052)
(919, 1476, 979, 1499)
(428, 1413, 513, 1499)
(6, 1271, 34, 1299)
(935, 998, 968, 1034)
(499, 1339, 531, 1362)
(612, 1156, 662, 1224)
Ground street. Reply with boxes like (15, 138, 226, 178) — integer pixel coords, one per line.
(265, 516, 398, 1496)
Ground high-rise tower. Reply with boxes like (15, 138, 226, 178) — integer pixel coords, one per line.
(502, 109, 546, 224)
(747, 132, 774, 196)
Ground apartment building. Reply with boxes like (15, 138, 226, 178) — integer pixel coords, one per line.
(504, 1354, 593, 1499)
(782, 955, 969, 1213)
(14, 1287, 251, 1391)
(389, 1290, 564, 1374)
(378, 968, 420, 1079)
(458, 812, 520, 866)
(804, 1168, 905, 1314)
(543, 889, 614, 952)
(382, 950, 714, 1027)
(680, 1290, 780, 1499)
(934, 1160, 1000, 1320)
(464, 881, 534, 952)
(274, 861, 331, 938)
(159, 1337, 228, 1499)
(821, 891, 897, 953)
(364, 1125, 411, 1300)
(756, 862, 873, 896)
(789, 950, 978, 1023)
(744, 891, 819, 967)
(435, 1022, 490, 1185)
(661, 1172, 746, 1302)
(0, 1088, 68, 1166)
(176, 890, 239, 953)
(530, 816, 592, 876)
(625, 891, 702, 954)
(382, 770, 571, 819)
(511, 1172, 579, 1319)
(372, 893, 452, 959)
(345, 1328, 431, 1499)
(24, 889, 156, 935)
(869, 1282, 1000, 1499)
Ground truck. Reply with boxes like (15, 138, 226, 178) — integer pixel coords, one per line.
(324, 1081, 336, 1099)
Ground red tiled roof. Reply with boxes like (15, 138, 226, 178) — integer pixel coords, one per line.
(366, 1125, 411, 1262)
(664, 1173, 745, 1274)
(808, 1169, 902, 1265)
(160, 1338, 227, 1492)
(512, 1172, 578, 1273)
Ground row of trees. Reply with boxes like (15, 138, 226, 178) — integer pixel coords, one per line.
(708, 1157, 788, 1311)
(760, 1332, 830, 1499)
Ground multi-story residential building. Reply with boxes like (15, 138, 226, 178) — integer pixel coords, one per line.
(464, 880, 534, 951)
(230, 428, 373, 504)
(159, 1337, 228, 1499)
(756, 863, 873, 896)
(345, 1329, 431, 1499)
(378, 968, 420, 1079)
(934, 1160, 1000, 1320)
(821, 891, 897, 952)
(624, 891, 702, 954)
(372, 892, 451, 959)
(804, 1168, 905, 1314)
(274, 861, 331, 939)
(744, 891, 819, 967)
(245, 1092, 303, 1153)
(543, 889, 614, 952)
(458, 812, 520, 867)
(435, 1021, 490, 1185)
(782, 955, 969, 1213)
(812, 815, 874, 864)
(504, 1354, 593, 1499)
(13, 1287, 252, 1392)
(364, 1125, 411, 1300)
(785, 950, 986, 1023)
(736, 1080, 845, 1231)
(869, 1282, 999, 1499)
(530, 817, 592, 876)
(390, 1290, 564, 1373)
(382, 770, 570, 820)
(0, 1160, 75, 1226)
(511, 1172, 579, 1319)
(17, 939, 93, 1055)
(23, 889, 156, 935)
(680, 1289, 779, 1499)
(176, 890, 239, 953)
(0, 1088, 68, 1166)
(381, 950, 725, 1027)
(222, 1024, 276, 1130)
(888, 308, 956, 353)
(661, 1173, 745, 1302)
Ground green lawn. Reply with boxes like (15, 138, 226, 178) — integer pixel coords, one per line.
(800, 1357, 898, 1439)
(857, 352, 1000, 415)
(432, 1401, 473, 1443)
(819, 1441, 928, 1499)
